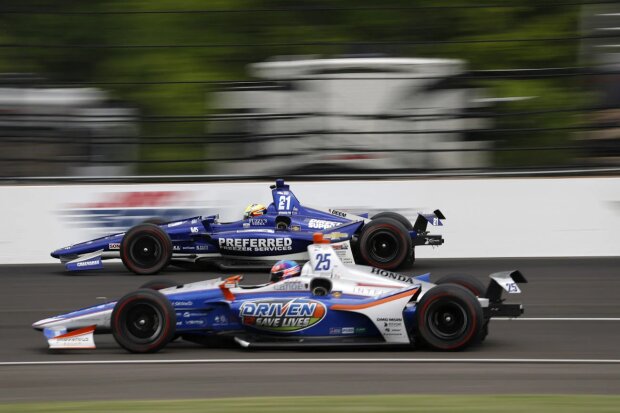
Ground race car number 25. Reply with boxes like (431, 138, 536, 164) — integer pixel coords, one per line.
(314, 253, 332, 271)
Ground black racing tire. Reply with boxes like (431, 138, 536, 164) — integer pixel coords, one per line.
(435, 274, 486, 297)
(139, 279, 179, 291)
(121, 223, 173, 275)
(357, 218, 411, 270)
(371, 212, 413, 230)
(434, 275, 488, 342)
(416, 284, 483, 351)
(111, 289, 176, 353)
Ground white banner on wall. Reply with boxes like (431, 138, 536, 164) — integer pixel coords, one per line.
(0, 177, 619, 264)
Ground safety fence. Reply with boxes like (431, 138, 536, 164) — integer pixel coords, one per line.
(1, 1, 620, 178)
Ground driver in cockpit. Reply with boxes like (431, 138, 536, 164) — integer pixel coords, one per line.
(243, 203, 267, 220)
(269, 260, 301, 283)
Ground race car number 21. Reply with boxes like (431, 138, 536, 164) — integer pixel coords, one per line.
(278, 195, 292, 211)
(314, 253, 332, 271)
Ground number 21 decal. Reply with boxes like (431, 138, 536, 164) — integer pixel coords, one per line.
(278, 195, 291, 210)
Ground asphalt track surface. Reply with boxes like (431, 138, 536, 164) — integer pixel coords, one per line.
(1, 257, 619, 402)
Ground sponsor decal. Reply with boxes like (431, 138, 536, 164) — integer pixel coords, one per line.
(172, 301, 193, 307)
(370, 267, 415, 284)
(239, 298, 326, 332)
(183, 312, 191, 318)
(219, 237, 292, 252)
(273, 281, 307, 291)
(324, 232, 349, 241)
(249, 218, 267, 226)
(190, 226, 200, 233)
(236, 229, 275, 233)
(353, 286, 390, 296)
(108, 242, 120, 250)
(173, 245, 181, 251)
(377, 317, 403, 323)
(355, 327, 367, 334)
(186, 320, 205, 326)
(290, 225, 301, 232)
(213, 315, 228, 325)
(76, 260, 100, 267)
(377, 317, 404, 336)
(308, 219, 338, 229)
(342, 327, 355, 334)
(47, 326, 96, 349)
(329, 327, 341, 335)
(328, 208, 347, 218)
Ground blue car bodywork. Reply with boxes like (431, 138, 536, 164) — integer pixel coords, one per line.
(52, 179, 445, 274)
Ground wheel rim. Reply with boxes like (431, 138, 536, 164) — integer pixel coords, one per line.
(426, 300, 468, 340)
(368, 230, 399, 263)
(124, 302, 163, 343)
(129, 234, 162, 268)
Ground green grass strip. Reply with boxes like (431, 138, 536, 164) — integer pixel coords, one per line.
(2, 395, 620, 413)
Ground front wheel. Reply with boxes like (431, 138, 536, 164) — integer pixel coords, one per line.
(357, 218, 411, 270)
(120, 223, 173, 275)
(416, 284, 483, 351)
(111, 289, 176, 353)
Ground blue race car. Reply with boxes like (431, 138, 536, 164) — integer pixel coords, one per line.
(35, 238, 525, 353)
(51, 179, 445, 274)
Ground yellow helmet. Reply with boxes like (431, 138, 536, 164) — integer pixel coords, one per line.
(244, 203, 267, 219)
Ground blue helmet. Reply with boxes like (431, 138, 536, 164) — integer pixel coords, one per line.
(269, 260, 301, 283)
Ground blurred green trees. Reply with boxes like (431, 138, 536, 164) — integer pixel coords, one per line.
(0, 0, 594, 172)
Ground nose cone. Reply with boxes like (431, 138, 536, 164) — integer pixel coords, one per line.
(32, 316, 61, 330)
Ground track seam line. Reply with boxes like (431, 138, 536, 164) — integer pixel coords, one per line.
(2, 358, 620, 366)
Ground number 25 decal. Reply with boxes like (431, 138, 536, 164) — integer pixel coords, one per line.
(314, 253, 331, 271)
(507, 282, 519, 293)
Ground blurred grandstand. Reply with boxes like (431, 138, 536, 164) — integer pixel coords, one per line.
(0, 0, 619, 180)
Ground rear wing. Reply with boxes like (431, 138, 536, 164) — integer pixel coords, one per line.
(413, 209, 446, 232)
(484, 270, 528, 318)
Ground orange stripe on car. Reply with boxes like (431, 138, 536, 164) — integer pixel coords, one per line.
(330, 288, 419, 311)
(54, 325, 96, 338)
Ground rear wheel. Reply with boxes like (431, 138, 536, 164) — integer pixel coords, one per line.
(416, 284, 483, 351)
(371, 213, 415, 263)
(435, 274, 488, 341)
(121, 223, 173, 275)
(435, 274, 486, 297)
(357, 218, 411, 270)
(111, 289, 176, 353)
(371, 212, 413, 230)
